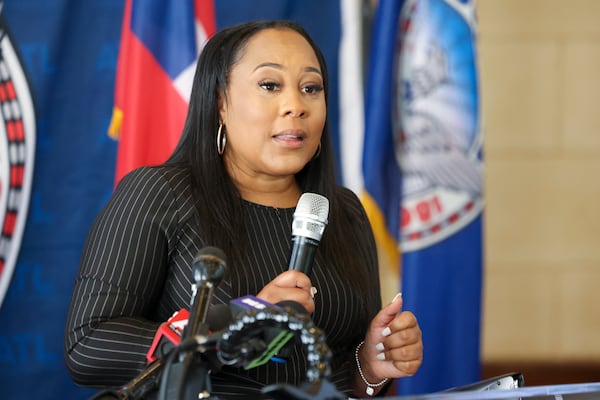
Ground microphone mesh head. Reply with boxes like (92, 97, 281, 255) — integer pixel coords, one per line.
(292, 193, 329, 241)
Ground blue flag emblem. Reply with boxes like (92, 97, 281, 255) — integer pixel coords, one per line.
(396, 0, 482, 251)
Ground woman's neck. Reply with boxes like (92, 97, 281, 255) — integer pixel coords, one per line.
(232, 175, 301, 208)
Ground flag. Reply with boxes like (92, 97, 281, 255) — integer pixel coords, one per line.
(361, 0, 404, 304)
(398, 0, 483, 393)
(363, 0, 483, 394)
(108, 0, 216, 184)
(0, 6, 37, 310)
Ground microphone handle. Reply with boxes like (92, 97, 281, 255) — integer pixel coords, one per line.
(184, 282, 214, 339)
(288, 236, 319, 276)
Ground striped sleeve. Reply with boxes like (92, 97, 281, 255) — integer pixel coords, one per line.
(63, 167, 188, 387)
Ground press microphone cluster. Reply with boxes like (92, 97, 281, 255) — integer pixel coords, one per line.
(97, 192, 335, 400)
(146, 295, 305, 369)
(215, 295, 307, 369)
(173, 294, 340, 398)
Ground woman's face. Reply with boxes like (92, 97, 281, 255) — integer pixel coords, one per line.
(219, 28, 326, 184)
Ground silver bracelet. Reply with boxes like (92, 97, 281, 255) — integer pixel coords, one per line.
(355, 340, 390, 396)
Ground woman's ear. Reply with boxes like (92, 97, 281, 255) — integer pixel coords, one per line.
(217, 91, 227, 124)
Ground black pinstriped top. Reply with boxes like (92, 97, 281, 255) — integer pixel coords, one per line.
(64, 166, 382, 399)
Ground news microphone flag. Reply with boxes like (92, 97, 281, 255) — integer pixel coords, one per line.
(363, 0, 483, 394)
(108, 0, 216, 185)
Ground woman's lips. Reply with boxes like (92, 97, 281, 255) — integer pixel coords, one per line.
(273, 130, 306, 147)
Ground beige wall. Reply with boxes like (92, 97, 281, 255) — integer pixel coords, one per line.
(477, 0, 600, 361)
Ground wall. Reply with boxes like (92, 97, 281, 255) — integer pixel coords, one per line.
(477, 0, 600, 362)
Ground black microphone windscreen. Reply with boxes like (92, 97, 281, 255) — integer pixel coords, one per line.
(192, 246, 227, 286)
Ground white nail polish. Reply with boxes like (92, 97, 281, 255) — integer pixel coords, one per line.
(310, 287, 317, 298)
(375, 342, 384, 351)
(376, 352, 385, 361)
(392, 292, 402, 303)
(382, 327, 392, 337)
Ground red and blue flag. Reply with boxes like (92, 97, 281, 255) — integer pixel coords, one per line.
(109, 0, 216, 184)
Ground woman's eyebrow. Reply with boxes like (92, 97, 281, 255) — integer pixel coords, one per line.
(253, 62, 322, 76)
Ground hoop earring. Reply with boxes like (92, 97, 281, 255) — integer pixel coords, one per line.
(217, 123, 227, 155)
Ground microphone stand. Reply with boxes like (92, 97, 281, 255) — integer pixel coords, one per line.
(89, 361, 164, 400)
(91, 247, 227, 400)
(159, 247, 226, 400)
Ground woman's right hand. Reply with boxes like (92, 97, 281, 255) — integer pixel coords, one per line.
(256, 270, 315, 314)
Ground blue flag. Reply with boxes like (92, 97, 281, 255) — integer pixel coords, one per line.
(399, 0, 483, 393)
(364, 0, 483, 394)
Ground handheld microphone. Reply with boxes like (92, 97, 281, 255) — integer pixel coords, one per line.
(288, 193, 329, 276)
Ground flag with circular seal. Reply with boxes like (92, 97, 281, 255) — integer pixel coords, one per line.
(397, 0, 482, 251)
(0, 6, 36, 309)
(396, 0, 483, 394)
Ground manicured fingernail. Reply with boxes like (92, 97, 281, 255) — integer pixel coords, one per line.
(392, 292, 402, 303)
(382, 327, 392, 337)
(375, 342, 384, 351)
(376, 352, 385, 361)
(310, 287, 318, 298)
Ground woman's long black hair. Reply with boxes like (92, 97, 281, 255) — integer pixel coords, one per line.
(166, 20, 377, 315)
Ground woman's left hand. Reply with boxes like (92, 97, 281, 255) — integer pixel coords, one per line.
(359, 293, 423, 382)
